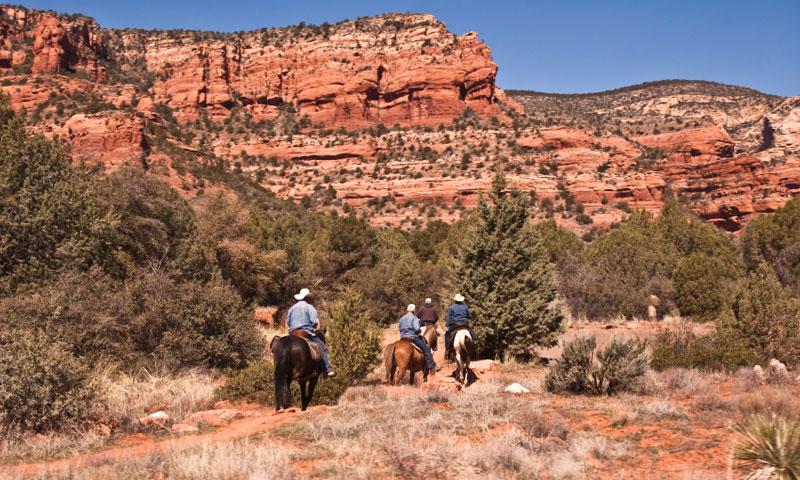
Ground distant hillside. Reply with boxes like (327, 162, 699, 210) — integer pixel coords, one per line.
(507, 80, 784, 141)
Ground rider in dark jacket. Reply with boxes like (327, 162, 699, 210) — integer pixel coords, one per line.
(417, 298, 439, 326)
(445, 294, 471, 360)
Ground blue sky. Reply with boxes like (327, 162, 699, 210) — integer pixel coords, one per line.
(20, 0, 800, 96)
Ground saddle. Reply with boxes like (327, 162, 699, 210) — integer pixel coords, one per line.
(400, 338, 424, 354)
(452, 324, 469, 331)
(289, 331, 323, 362)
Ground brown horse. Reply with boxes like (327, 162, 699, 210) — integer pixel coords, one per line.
(384, 339, 429, 385)
(270, 334, 322, 411)
(420, 324, 438, 351)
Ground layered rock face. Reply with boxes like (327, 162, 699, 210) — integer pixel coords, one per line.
(1, 7, 798, 233)
(115, 14, 508, 127)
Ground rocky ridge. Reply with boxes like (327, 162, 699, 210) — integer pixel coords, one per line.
(1, 6, 798, 233)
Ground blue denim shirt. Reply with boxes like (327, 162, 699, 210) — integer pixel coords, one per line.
(286, 301, 319, 334)
(446, 303, 470, 328)
(399, 313, 421, 338)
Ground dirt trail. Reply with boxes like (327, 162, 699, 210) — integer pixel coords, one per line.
(1, 405, 326, 477)
(3, 322, 487, 478)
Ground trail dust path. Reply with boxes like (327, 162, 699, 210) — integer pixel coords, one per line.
(1, 405, 328, 477)
(4, 321, 487, 478)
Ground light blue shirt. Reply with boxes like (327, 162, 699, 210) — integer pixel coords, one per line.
(399, 313, 421, 338)
(287, 301, 319, 334)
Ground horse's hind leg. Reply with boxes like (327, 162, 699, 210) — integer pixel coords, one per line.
(304, 376, 319, 411)
(409, 371, 416, 386)
(396, 366, 407, 386)
(299, 380, 309, 411)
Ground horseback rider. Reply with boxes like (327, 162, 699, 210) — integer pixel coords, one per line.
(445, 293, 471, 360)
(399, 304, 442, 373)
(286, 288, 335, 378)
(417, 297, 439, 327)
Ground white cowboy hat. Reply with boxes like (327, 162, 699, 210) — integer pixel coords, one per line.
(407, 304, 416, 312)
(294, 288, 310, 300)
(425, 298, 432, 304)
(453, 294, 465, 302)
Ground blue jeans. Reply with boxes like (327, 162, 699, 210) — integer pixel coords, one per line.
(406, 336, 436, 369)
(307, 334, 331, 373)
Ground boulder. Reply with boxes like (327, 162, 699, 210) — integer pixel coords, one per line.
(138, 410, 170, 428)
(504, 383, 531, 394)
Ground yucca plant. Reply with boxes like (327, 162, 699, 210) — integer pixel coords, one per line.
(733, 414, 800, 480)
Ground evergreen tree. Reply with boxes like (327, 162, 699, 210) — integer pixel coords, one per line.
(0, 94, 112, 294)
(454, 173, 562, 360)
(723, 262, 800, 365)
(758, 117, 775, 151)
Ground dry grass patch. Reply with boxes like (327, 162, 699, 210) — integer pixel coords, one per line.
(636, 400, 688, 420)
(657, 368, 710, 396)
(1, 438, 292, 480)
(0, 430, 108, 464)
(734, 388, 799, 419)
(99, 367, 221, 431)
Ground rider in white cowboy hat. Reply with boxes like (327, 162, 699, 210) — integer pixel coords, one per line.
(445, 293, 471, 360)
(286, 288, 335, 377)
(399, 303, 442, 373)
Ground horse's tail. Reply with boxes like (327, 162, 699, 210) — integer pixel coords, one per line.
(274, 338, 292, 410)
(463, 333, 474, 366)
(383, 343, 396, 383)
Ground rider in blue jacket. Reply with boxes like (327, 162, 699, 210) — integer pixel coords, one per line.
(399, 304, 441, 373)
(445, 294, 472, 360)
(286, 288, 335, 377)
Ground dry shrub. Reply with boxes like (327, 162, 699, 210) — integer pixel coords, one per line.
(515, 410, 570, 441)
(636, 400, 687, 420)
(734, 367, 763, 392)
(338, 385, 388, 405)
(422, 389, 451, 404)
(462, 430, 543, 479)
(570, 432, 630, 460)
(658, 368, 710, 396)
(164, 439, 292, 480)
(735, 388, 799, 419)
(695, 393, 733, 412)
(0, 429, 107, 463)
(549, 450, 586, 480)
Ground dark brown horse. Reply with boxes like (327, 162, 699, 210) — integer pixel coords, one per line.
(270, 334, 322, 411)
(384, 339, 429, 386)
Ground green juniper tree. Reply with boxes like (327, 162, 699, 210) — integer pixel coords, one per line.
(454, 172, 562, 360)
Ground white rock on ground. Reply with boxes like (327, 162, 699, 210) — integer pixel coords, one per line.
(138, 410, 170, 427)
(504, 383, 530, 394)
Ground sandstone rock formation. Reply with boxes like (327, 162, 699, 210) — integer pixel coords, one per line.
(1, 7, 798, 233)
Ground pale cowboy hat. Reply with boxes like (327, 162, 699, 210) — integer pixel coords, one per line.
(407, 304, 416, 312)
(453, 293, 465, 302)
(425, 298, 432, 304)
(294, 288, 311, 300)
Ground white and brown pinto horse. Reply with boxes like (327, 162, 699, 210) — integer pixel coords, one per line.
(453, 329, 474, 387)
